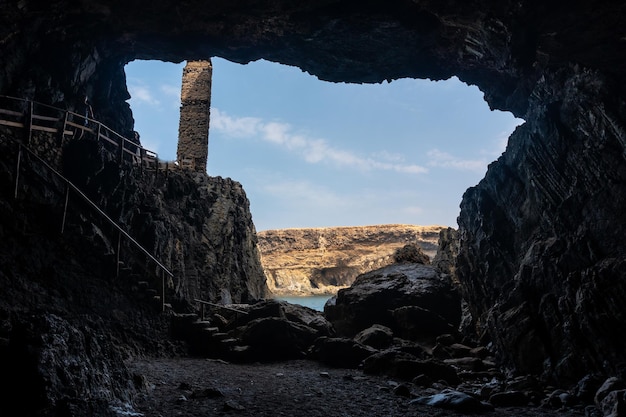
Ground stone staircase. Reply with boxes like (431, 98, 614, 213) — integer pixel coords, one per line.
(171, 312, 253, 361)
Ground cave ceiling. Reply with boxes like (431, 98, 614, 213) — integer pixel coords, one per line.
(1, 0, 625, 118)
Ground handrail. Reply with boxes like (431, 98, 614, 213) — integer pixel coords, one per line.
(16, 140, 174, 278)
(194, 299, 249, 315)
(1, 94, 177, 312)
(0, 94, 164, 168)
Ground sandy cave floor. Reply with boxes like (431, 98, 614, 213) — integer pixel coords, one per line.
(129, 358, 588, 417)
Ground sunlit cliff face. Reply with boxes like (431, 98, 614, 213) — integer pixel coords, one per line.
(1, 0, 626, 382)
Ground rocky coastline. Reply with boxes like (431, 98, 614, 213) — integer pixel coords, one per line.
(258, 225, 443, 297)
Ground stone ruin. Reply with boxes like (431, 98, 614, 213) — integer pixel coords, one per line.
(176, 60, 212, 172)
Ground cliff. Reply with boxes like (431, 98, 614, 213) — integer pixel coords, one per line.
(258, 225, 444, 296)
(0, 126, 267, 414)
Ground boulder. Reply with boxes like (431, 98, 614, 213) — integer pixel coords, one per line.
(232, 317, 319, 361)
(390, 305, 458, 343)
(226, 299, 335, 337)
(362, 349, 460, 385)
(393, 244, 430, 264)
(489, 390, 530, 407)
(324, 264, 461, 338)
(595, 378, 625, 408)
(600, 390, 626, 417)
(309, 337, 377, 368)
(353, 324, 394, 350)
(574, 374, 605, 404)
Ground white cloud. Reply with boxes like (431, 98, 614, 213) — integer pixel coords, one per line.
(427, 149, 487, 172)
(212, 108, 428, 175)
(211, 108, 262, 138)
(160, 84, 181, 108)
(128, 84, 160, 106)
(261, 179, 349, 208)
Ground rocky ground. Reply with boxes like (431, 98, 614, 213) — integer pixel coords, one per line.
(129, 357, 587, 417)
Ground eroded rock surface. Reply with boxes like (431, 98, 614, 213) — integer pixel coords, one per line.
(258, 225, 442, 296)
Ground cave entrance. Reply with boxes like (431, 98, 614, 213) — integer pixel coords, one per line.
(125, 59, 523, 232)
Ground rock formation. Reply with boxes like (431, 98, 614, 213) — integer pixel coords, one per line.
(1, 0, 626, 411)
(324, 263, 461, 339)
(0, 118, 267, 413)
(177, 60, 212, 171)
(257, 225, 443, 296)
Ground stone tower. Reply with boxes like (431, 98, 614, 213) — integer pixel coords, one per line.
(177, 60, 212, 171)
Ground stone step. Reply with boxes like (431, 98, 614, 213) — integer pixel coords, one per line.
(137, 281, 150, 290)
(219, 338, 239, 347)
(227, 345, 252, 362)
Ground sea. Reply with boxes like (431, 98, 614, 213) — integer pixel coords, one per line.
(275, 295, 334, 312)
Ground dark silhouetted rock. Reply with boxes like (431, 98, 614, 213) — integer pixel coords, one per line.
(363, 349, 460, 385)
(309, 337, 377, 369)
(574, 374, 605, 404)
(225, 299, 335, 337)
(393, 243, 430, 264)
(599, 390, 626, 417)
(489, 391, 529, 407)
(432, 228, 459, 278)
(390, 305, 458, 343)
(234, 317, 318, 361)
(324, 264, 460, 338)
(354, 324, 394, 350)
(596, 378, 626, 409)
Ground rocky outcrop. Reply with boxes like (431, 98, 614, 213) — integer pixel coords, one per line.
(258, 225, 443, 296)
(0, 125, 267, 413)
(324, 263, 461, 340)
(59, 139, 268, 305)
(457, 66, 626, 382)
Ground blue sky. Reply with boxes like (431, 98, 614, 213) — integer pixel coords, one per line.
(125, 58, 523, 232)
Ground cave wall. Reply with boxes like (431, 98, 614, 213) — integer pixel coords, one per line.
(1, 0, 626, 384)
(458, 65, 626, 382)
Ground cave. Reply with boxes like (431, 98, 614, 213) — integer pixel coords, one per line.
(1, 0, 626, 415)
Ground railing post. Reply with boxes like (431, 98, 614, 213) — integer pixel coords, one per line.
(60, 184, 70, 234)
(60, 111, 69, 144)
(161, 269, 165, 312)
(14, 144, 22, 199)
(116, 231, 122, 278)
(119, 134, 125, 163)
(25, 101, 33, 145)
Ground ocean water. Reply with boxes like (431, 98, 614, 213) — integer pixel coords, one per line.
(275, 295, 334, 312)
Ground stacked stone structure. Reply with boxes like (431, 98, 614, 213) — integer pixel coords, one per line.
(177, 60, 212, 171)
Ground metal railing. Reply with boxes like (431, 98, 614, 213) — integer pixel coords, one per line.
(194, 298, 249, 321)
(1, 95, 176, 311)
(0, 95, 163, 170)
